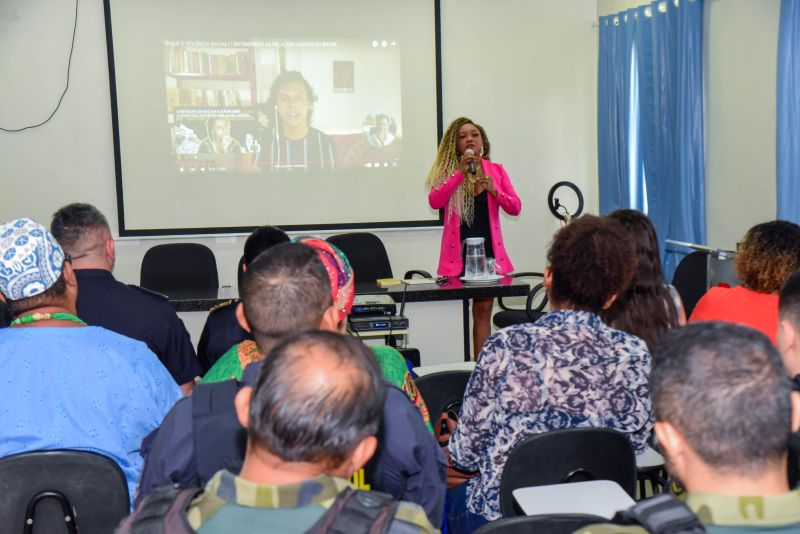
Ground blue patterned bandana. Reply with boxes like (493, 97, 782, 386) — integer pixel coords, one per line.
(0, 218, 65, 300)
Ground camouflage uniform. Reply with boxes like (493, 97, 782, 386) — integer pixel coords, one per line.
(187, 470, 438, 533)
(576, 490, 800, 533)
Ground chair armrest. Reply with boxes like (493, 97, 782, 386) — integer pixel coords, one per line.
(509, 271, 544, 279)
(404, 269, 433, 279)
(525, 283, 548, 321)
(498, 272, 544, 311)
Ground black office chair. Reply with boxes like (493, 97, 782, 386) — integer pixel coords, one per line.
(140, 243, 219, 295)
(492, 272, 548, 329)
(326, 232, 431, 289)
(671, 251, 708, 318)
(0, 449, 129, 534)
(473, 514, 606, 534)
(498, 428, 637, 517)
(0, 299, 9, 328)
(414, 370, 472, 425)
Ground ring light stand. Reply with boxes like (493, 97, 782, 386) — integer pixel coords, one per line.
(547, 181, 584, 224)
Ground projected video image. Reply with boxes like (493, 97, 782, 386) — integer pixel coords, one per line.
(163, 39, 403, 174)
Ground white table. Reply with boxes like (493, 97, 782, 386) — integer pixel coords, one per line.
(413, 361, 476, 377)
(513, 480, 635, 519)
(636, 446, 665, 468)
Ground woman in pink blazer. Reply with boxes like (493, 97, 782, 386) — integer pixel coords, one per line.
(426, 117, 522, 357)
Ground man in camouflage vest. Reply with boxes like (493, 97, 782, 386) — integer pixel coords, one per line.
(181, 330, 436, 533)
(579, 322, 800, 533)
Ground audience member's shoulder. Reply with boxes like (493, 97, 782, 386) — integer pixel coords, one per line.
(608, 326, 650, 354)
(207, 299, 237, 316)
(392, 500, 438, 532)
(383, 384, 418, 416)
(88, 326, 171, 369)
(85, 325, 152, 349)
(485, 317, 553, 349)
(126, 284, 170, 304)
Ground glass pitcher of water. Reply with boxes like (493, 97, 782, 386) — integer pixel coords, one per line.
(464, 237, 488, 278)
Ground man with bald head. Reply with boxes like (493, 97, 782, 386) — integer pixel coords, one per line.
(578, 323, 800, 533)
(51, 203, 200, 393)
(137, 241, 445, 527)
(122, 331, 435, 533)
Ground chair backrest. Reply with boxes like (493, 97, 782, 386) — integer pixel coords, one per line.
(499, 428, 637, 517)
(671, 250, 708, 318)
(473, 514, 606, 534)
(0, 449, 129, 534)
(0, 299, 9, 327)
(140, 243, 219, 295)
(326, 233, 393, 287)
(414, 370, 472, 423)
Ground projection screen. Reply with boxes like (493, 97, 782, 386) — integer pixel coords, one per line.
(104, 0, 442, 235)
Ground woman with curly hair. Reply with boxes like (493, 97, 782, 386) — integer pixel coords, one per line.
(602, 209, 685, 352)
(426, 117, 521, 357)
(690, 220, 800, 344)
(447, 215, 652, 531)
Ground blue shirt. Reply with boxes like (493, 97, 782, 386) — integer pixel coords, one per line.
(449, 310, 653, 520)
(0, 326, 182, 504)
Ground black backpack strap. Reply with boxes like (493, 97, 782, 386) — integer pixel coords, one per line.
(306, 488, 398, 534)
(192, 380, 247, 484)
(116, 484, 202, 534)
(612, 494, 706, 534)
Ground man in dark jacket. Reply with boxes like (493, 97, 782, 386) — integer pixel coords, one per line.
(50, 203, 200, 393)
(137, 242, 446, 526)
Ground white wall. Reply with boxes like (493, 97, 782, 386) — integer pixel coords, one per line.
(0, 0, 598, 363)
(704, 0, 780, 249)
(598, 0, 650, 16)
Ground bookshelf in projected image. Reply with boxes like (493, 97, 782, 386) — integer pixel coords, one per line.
(164, 46, 255, 112)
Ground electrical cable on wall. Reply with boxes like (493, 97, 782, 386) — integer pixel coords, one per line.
(0, 0, 79, 132)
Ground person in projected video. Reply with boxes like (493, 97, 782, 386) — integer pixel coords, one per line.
(198, 117, 242, 154)
(367, 114, 396, 147)
(261, 71, 337, 172)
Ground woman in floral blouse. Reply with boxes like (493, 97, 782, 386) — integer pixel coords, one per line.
(447, 215, 655, 532)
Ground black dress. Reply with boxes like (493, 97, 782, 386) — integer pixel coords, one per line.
(459, 190, 494, 275)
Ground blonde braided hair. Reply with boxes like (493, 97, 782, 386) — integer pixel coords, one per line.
(425, 117, 491, 224)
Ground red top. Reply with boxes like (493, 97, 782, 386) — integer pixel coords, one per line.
(689, 285, 779, 344)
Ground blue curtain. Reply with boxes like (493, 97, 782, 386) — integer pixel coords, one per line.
(598, 9, 636, 215)
(598, 0, 706, 281)
(778, 0, 800, 222)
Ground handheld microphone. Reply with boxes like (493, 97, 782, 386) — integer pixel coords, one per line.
(465, 148, 477, 175)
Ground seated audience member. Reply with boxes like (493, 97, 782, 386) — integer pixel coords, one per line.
(0, 218, 181, 503)
(196, 225, 289, 372)
(448, 215, 653, 532)
(778, 268, 800, 386)
(577, 322, 800, 533)
(202, 237, 431, 430)
(690, 220, 800, 344)
(137, 242, 446, 526)
(602, 209, 684, 351)
(50, 203, 201, 394)
(777, 268, 800, 488)
(121, 332, 436, 533)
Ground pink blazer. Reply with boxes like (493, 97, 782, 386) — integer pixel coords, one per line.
(428, 159, 522, 277)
